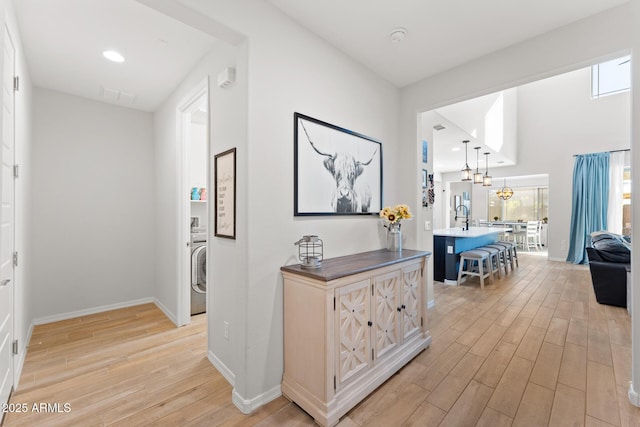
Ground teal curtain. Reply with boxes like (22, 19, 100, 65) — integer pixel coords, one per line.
(566, 153, 610, 264)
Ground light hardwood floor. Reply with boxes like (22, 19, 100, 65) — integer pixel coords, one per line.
(4, 254, 640, 426)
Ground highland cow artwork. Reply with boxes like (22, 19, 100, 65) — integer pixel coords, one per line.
(294, 113, 382, 216)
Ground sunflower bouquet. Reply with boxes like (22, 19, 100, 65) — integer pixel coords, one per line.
(379, 204, 413, 228)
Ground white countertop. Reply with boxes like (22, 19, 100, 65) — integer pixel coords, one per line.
(433, 226, 512, 238)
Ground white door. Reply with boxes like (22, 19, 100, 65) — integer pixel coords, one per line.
(0, 24, 16, 412)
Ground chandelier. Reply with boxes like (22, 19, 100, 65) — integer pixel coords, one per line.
(496, 178, 513, 200)
(461, 140, 472, 181)
(473, 147, 483, 184)
(483, 152, 492, 186)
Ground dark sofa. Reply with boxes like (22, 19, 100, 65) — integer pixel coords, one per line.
(585, 232, 630, 308)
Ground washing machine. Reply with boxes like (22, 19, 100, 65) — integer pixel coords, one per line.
(191, 232, 207, 315)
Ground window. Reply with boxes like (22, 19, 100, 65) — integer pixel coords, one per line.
(488, 186, 548, 222)
(591, 55, 630, 99)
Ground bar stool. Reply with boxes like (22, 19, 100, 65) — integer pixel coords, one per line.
(476, 246, 502, 279)
(499, 240, 519, 268)
(485, 243, 510, 275)
(458, 250, 493, 289)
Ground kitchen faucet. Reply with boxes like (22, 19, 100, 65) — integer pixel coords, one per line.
(454, 204, 469, 231)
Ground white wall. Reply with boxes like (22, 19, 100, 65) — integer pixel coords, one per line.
(31, 88, 155, 319)
(629, 0, 640, 408)
(152, 39, 248, 390)
(161, 0, 401, 407)
(516, 67, 628, 259)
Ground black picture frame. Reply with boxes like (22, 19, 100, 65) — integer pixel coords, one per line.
(214, 147, 236, 239)
(294, 113, 383, 216)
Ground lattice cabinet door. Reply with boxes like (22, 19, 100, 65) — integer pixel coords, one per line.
(335, 279, 372, 390)
(402, 263, 423, 341)
(372, 270, 400, 361)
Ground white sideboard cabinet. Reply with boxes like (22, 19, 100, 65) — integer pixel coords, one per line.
(281, 249, 432, 427)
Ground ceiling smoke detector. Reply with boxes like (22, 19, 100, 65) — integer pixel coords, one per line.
(389, 27, 407, 43)
(433, 124, 446, 131)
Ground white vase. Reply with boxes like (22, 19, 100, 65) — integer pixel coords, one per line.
(387, 223, 402, 252)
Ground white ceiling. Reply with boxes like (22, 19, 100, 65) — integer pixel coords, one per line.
(13, 0, 218, 112)
(432, 90, 517, 174)
(13, 0, 627, 114)
(267, 0, 628, 87)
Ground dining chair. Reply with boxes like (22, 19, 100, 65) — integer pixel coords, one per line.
(536, 221, 543, 249)
(511, 221, 538, 250)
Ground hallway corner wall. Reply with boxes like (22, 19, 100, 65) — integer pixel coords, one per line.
(31, 88, 155, 320)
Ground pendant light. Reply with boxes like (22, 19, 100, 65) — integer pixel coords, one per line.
(483, 152, 492, 186)
(461, 140, 472, 181)
(473, 147, 483, 184)
(497, 178, 513, 200)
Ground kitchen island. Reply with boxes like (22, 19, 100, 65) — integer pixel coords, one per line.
(434, 226, 511, 284)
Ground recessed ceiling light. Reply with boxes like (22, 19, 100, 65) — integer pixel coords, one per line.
(389, 27, 407, 43)
(452, 147, 461, 152)
(433, 124, 446, 131)
(102, 50, 125, 63)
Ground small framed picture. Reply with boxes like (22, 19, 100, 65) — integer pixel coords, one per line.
(422, 169, 428, 188)
(214, 148, 236, 239)
(422, 140, 428, 163)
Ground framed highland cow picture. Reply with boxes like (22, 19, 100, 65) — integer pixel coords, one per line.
(294, 113, 383, 216)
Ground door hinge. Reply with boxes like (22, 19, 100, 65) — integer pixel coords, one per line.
(333, 375, 336, 391)
(371, 284, 373, 296)
(333, 297, 336, 311)
(371, 348, 374, 361)
(13, 251, 18, 267)
(421, 317, 424, 327)
(12, 340, 18, 355)
(13, 164, 18, 178)
(13, 76, 19, 92)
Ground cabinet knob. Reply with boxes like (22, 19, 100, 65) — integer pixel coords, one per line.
(401, 304, 406, 309)
(367, 321, 372, 327)
(397, 307, 401, 312)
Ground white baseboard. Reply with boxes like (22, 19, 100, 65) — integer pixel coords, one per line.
(208, 350, 235, 387)
(232, 384, 282, 415)
(547, 257, 566, 262)
(33, 297, 155, 325)
(427, 299, 435, 309)
(153, 298, 178, 326)
(629, 381, 640, 407)
(14, 321, 34, 389)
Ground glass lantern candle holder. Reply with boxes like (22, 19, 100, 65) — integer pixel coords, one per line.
(294, 235, 323, 269)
